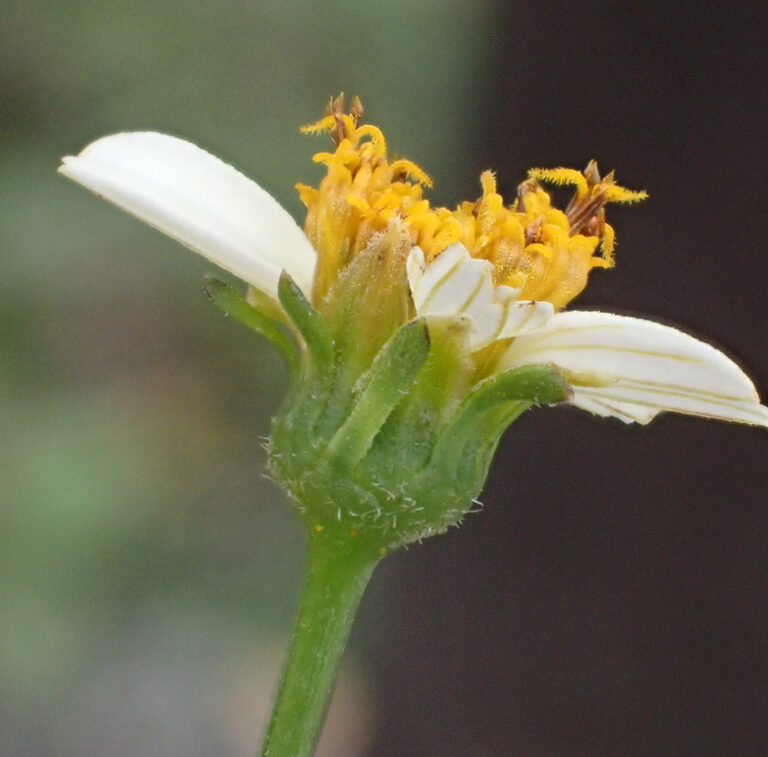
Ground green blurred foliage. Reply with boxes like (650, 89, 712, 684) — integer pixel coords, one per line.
(0, 1, 489, 753)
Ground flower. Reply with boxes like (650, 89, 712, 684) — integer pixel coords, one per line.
(59, 97, 768, 431)
(59, 98, 768, 551)
(58, 100, 768, 757)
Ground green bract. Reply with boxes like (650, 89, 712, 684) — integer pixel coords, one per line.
(207, 272, 570, 555)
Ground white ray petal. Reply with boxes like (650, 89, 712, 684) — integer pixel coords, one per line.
(408, 243, 486, 315)
(405, 246, 429, 305)
(572, 385, 768, 425)
(406, 243, 553, 351)
(569, 394, 669, 425)
(498, 300, 555, 339)
(500, 310, 768, 426)
(59, 132, 317, 299)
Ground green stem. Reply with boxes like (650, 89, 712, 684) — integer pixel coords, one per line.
(260, 535, 380, 757)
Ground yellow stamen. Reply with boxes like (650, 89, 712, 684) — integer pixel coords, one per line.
(600, 223, 616, 264)
(345, 194, 373, 216)
(389, 159, 433, 187)
(529, 167, 589, 199)
(298, 96, 646, 309)
(525, 242, 554, 259)
(300, 115, 338, 135)
(354, 124, 387, 158)
(295, 182, 318, 208)
(605, 184, 648, 204)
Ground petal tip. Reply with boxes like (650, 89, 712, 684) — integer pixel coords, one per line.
(57, 155, 77, 175)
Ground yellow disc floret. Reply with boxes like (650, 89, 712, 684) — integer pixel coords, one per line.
(298, 96, 646, 309)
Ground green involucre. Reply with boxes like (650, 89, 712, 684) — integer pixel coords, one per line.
(238, 273, 573, 554)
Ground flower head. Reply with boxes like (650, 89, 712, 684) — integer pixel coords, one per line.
(59, 97, 768, 550)
(298, 95, 645, 312)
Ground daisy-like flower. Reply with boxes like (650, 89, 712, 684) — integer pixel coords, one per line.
(59, 95, 768, 757)
(59, 97, 768, 434)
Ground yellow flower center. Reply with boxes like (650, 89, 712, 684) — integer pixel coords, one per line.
(297, 96, 646, 309)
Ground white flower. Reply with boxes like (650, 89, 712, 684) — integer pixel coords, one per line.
(59, 131, 768, 427)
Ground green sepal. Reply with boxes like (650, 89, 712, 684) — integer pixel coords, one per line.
(271, 272, 341, 455)
(204, 277, 300, 375)
(450, 362, 571, 423)
(430, 363, 571, 471)
(323, 319, 431, 469)
(277, 271, 334, 373)
(396, 364, 571, 540)
(357, 317, 472, 479)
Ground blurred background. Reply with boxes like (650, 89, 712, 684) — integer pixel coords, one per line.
(2, 1, 767, 755)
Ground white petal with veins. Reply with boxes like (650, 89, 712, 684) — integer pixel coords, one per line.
(59, 132, 317, 299)
(569, 394, 664, 425)
(499, 310, 768, 425)
(406, 243, 553, 351)
(498, 299, 554, 339)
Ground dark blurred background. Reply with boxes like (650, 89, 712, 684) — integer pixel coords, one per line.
(2, 1, 767, 755)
